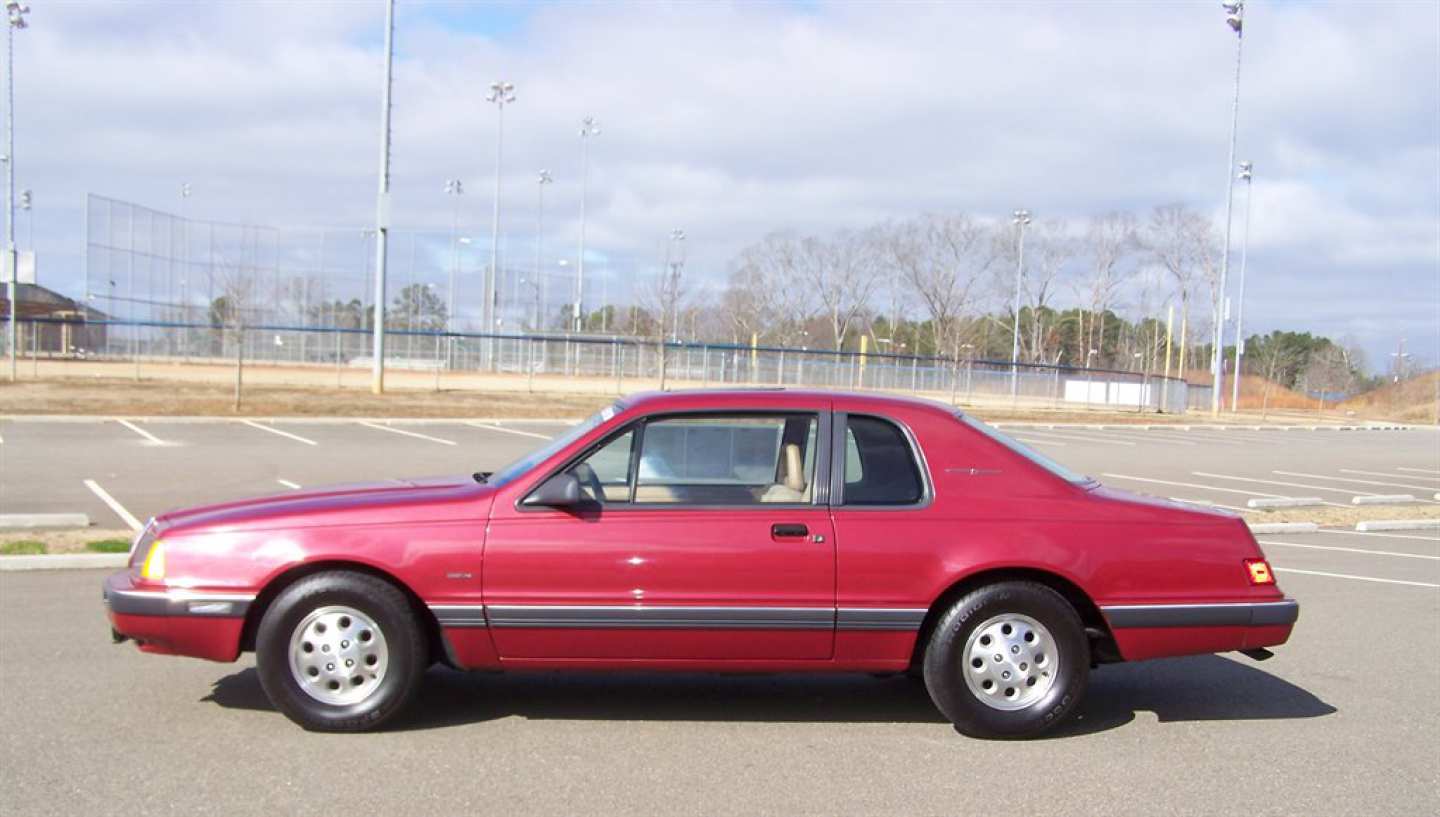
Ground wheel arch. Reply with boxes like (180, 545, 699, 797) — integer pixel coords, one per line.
(909, 567, 1119, 669)
(238, 560, 446, 665)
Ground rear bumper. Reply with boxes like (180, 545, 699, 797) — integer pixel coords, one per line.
(102, 571, 251, 662)
(1101, 599, 1298, 661)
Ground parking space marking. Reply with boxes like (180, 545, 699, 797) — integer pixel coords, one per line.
(1014, 436, 1065, 447)
(1342, 468, 1440, 482)
(1173, 431, 1273, 446)
(277, 479, 302, 490)
(83, 479, 143, 531)
(1334, 469, 1440, 491)
(1024, 431, 1135, 446)
(1100, 473, 1289, 499)
(1273, 567, 1440, 589)
(466, 422, 551, 440)
(1192, 471, 1371, 499)
(1086, 430, 1197, 446)
(1170, 496, 1249, 513)
(241, 420, 318, 446)
(115, 419, 167, 446)
(1315, 529, 1440, 543)
(1274, 470, 1440, 500)
(1397, 467, 1440, 476)
(1258, 539, 1440, 561)
(357, 421, 457, 446)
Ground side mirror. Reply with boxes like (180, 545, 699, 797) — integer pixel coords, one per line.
(523, 472, 582, 507)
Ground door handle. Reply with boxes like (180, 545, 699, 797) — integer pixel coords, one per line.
(771, 523, 809, 538)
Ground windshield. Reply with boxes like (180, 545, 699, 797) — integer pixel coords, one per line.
(486, 402, 625, 487)
(957, 414, 1092, 485)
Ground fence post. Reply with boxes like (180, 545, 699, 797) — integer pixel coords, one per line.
(701, 345, 709, 387)
(1052, 366, 1061, 409)
(30, 320, 38, 378)
(335, 328, 343, 388)
(433, 335, 442, 392)
(778, 349, 786, 385)
(617, 344, 625, 395)
(527, 338, 536, 394)
(911, 356, 919, 393)
(797, 351, 805, 387)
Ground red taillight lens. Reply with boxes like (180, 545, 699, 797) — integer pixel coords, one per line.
(1245, 559, 1275, 585)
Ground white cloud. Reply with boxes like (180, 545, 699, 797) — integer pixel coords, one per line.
(14, 0, 1440, 368)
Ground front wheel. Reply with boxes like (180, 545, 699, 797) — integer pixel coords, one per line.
(255, 571, 427, 732)
(922, 581, 1089, 739)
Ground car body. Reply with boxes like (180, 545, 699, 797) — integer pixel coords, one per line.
(103, 389, 1297, 736)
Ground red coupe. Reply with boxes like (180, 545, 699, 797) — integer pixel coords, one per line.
(103, 390, 1297, 737)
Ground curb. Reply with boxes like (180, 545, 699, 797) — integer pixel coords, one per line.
(0, 513, 90, 529)
(1355, 520, 1440, 532)
(1247, 497, 1324, 509)
(0, 553, 128, 571)
(1352, 494, 1417, 505)
(1248, 522, 1320, 534)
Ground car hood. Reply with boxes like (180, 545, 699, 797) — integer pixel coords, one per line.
(156, 475, 494, 535)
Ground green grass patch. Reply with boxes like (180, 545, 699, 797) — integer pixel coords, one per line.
(0, 540, 46, 556)
(86, 538, 132, 554)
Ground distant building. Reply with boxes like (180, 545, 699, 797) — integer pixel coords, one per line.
(0, 283, 109, 355)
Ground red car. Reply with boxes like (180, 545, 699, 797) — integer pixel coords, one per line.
(103, 390, 1297, 737)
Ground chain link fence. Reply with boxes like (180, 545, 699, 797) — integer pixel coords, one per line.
(9, 317, 1193, 413)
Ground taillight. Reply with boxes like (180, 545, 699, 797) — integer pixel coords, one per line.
(1244, 558, 1274, 585)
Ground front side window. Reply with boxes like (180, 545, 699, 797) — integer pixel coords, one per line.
(842, 415, 924, 505)
(634, 414, 818, 505)
(566, 429, 636, 504)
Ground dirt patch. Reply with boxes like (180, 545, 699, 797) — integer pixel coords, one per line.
(1242, 504, 1440, 527)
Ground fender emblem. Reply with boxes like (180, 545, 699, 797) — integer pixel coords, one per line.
(445, 572, 474, 580)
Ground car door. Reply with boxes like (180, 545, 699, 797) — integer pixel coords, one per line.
(483, 409, 836, 661)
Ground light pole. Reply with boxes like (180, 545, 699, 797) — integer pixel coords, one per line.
(1211, 0, 1245, 416)
(443, 178, 463, 366)
(534, 169, 551, 332)
(370, 0, 395, 394)
(666, 228, 686, 340)
(576, 116, 600, 332)
(4, 0, 27, 382)
(484, 81, 514, 365)
(1230, 160, 1253, 412)
(179, 183, 191, 350)
(1009, 208, 1031, 397)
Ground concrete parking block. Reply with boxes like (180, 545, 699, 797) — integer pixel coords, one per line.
(0, 512, 90, 529)
(1351, 494, 1417, 505)
(1248, 522, 1320, 534)
(1247, 497, 1324, 509)
(1355, 519, 1440, 532)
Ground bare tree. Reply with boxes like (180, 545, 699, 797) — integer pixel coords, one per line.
(994, 217, 1076, 364)
(796, 229, 881, 351)
(1144, 204, 1210, 378)
(1077, 211, 1139, 367)
(888, 213, 994, 361)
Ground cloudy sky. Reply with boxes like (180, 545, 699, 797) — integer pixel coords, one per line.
(16, 0, 1440, 372)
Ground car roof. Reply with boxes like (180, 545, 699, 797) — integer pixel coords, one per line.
(620, 388, 965, 419)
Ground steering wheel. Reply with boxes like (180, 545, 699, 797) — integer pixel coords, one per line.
(570, 463, 606, 503)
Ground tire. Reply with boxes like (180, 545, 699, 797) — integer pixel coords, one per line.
(921, 581, 1089, 739)
(255, 571, 427, 732)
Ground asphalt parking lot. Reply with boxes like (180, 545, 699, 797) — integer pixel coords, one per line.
(1, 416, 1437, 815)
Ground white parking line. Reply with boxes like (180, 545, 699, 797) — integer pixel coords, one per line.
(277, 479, 302, 490)
(1343, 468, 1440, 482)
(1169, 496, 1250, 512)
(83, 479, 143, 531)
(1273, 567, 1439, 589)
(466, 422, 550, 440)
(357, 421, 457, 446)
(1087, 430, 1197, 446)
(1258, 539, 1440, 561)
(1192, 471, 1372, 499)
(241, 420, 318, 446)
(1397, 467, 1440, 476)
(1100, 473, 1288, 499)
(1273, 470, 1440, 500)
(115, 419, 167, 446)
(1335, 469, 1440, 491)
(1014, 436, 1066, 447)
(1315, 529, 1440, 543)
(1027, 431, 1135, 446)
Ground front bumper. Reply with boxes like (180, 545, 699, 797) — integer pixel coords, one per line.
(1100, 598, 1299, 661)
(103, 571, 252, 662)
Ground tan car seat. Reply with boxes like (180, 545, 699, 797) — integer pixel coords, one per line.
(761, 443, 808, 503)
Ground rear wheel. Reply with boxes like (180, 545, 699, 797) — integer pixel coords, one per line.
(922, 581, 1089, 739)
(255, 571, 426, 732)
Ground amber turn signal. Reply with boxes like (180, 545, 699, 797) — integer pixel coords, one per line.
(1244, 558, 1274, 585)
